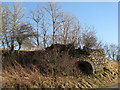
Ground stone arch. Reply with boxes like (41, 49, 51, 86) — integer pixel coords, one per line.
(77, 61, 95, 75)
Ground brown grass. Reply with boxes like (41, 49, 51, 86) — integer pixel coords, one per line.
(2, 60, 118, 88)
(2, 61, 43, 88)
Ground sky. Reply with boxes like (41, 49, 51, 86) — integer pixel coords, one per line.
(118, 2, 120, 47)
(3, 2, 118, 45)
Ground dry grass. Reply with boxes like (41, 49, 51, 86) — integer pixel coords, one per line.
(105, 60, 118, 74)
(2, 60, 118, 88)
(2, 61, 43, 88)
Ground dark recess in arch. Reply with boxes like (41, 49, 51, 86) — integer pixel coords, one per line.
(78, 61, 93, 75)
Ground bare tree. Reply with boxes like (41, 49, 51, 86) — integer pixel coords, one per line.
(30, 7, 41, 46)
(55, 13, 71, 44)
(44, 2, 64, 44)
(1, 5, 11, 49)
(0, 3, 36, 51)
(40, 10, 49, 48)
(95, 40, 104, 49)
(9, 3, 25, 51)
(30, 5, 50, 49)
(69, 18, 81, 47)
(82, 26, 97, 49)
(16, 24, 36, 50)
(56, 13, 81, 48)
(59, 13, 74, 45)
(104, 44, 118, 60)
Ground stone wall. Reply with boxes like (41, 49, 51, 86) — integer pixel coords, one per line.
(46, 44, 107, 74)
(75, 49, 106, 73)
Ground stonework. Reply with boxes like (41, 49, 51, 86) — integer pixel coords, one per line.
(46, 44, 107, 74)
(77, 49, 106, 73)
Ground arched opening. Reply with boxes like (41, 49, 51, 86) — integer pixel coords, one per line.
(78, 61, 93, 75)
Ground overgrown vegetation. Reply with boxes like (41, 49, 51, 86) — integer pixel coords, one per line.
(2, 58, 118, 88)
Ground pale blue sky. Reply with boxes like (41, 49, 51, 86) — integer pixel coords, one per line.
(118, 2, 120, 47)
(3, 2, 118, 45)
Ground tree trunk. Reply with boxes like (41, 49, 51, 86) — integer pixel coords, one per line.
(10, 38, 14, 51)
(36, 23, 39, 46)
